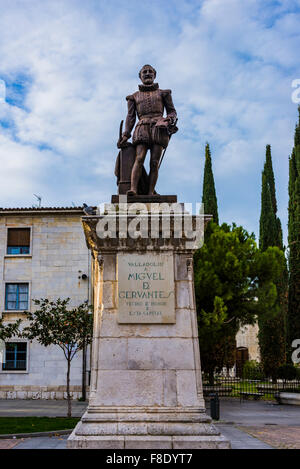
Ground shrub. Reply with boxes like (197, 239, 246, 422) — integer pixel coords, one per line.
(242, 360, 264, 380)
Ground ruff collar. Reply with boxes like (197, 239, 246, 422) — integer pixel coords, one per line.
(138, 83, 159, 92)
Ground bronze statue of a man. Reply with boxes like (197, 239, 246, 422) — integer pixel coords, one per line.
(118, 65, 178, 196)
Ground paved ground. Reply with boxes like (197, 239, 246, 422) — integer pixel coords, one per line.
(237, 425, 300, 449)
(7, 430, 272, 449)
(13, 435, 68, 449)
(0, 400, 87, 417)
(0, 439, 22, 449)
(3, 398, 299, 424)
(216, 424, 272, 449)
(206, 398, 300, 426)
(0, 399, 299, 449)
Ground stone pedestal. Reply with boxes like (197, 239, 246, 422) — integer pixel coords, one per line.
(68, 204, 230, 449)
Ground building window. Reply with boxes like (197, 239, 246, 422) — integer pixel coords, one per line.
(5, 283, 29, 311)
(7, 228, 30, 255)
(2, 342, 27, 371)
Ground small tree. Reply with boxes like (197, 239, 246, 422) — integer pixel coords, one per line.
(22, 298, 93, 417)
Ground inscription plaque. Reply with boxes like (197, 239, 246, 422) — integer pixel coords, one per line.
(117, 252, 175, 323)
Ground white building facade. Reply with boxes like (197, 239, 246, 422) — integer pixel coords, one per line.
(0, 207, 92, 399)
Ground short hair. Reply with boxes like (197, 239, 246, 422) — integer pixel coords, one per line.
(139, 64, 157, 79)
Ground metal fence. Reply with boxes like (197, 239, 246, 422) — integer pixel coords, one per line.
(202, 374, 300, 400)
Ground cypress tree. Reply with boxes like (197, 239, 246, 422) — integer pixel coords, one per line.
(287, 106, 300, 352)
(265, 145, 277, 214)
(258, 145, 287, 378)
(264, 144, 284, 249)
(259, 171, 277, 252)
(202, 143, 219, 224)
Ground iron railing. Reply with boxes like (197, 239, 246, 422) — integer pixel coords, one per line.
(202, 374, 300, 399)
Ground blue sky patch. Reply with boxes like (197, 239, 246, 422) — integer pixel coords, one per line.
(2, 73, 32, 111)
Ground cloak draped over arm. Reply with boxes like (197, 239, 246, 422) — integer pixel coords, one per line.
(123, 95, 136, 138)
(162, 89, 177, 121)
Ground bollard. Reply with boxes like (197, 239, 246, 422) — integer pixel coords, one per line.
(209, 392, 220, 420)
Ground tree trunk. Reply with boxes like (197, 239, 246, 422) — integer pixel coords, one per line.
(209, 369, 215, 386)
(67, 356, 72, 417)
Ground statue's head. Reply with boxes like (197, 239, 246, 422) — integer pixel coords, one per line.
(139, 65, 156, 85)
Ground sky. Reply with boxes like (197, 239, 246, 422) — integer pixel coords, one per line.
(0, 0, 299, 245)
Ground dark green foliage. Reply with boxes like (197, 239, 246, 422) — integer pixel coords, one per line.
(287, 107, 300, 354)
(277, 364, 299, 381)
(259, 172, 278, 252)
(0, 319, 21, 341)
(260, 144, 284, 250)
(0, 417, 80, 435)
(23, 298, 93, 351)
(258, 144, 288, 378)
(194, 222, 286, 380)
(275, 217, 284, 250)
(265, 144, 277, 215)
(202, 143, 219, 224)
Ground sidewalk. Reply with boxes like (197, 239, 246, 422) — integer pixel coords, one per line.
(0, 400, 87, 417)
(13, 435, 68, 449)
(216, 424, 272, 449)
(206, 398, 300, 426)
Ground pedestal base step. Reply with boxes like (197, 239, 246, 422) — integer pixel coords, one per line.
(67, 434, 231, 449)
(67, 409, 231, 449)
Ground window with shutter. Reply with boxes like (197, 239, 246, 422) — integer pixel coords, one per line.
(7, 228, 30, 254)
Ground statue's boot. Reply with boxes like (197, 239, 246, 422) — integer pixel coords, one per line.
(127, 189, 137, 196)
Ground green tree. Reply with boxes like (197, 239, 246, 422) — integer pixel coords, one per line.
(194, 222, 286, 383)
(258, 145, 287, 379)
(202, 143, 219, 224)
(287, 106, 300, 355)
(22, 298, 93, 417)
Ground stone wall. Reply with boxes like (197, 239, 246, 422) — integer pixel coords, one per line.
(0, 385, 90, 400)
(236, 323, 260, 362)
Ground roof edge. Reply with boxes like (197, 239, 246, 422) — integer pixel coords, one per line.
(0, 207, 85, 215)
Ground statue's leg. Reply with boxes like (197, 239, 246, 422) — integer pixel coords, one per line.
(148, 144, 163, 195)
(128, 144, 147, 196)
